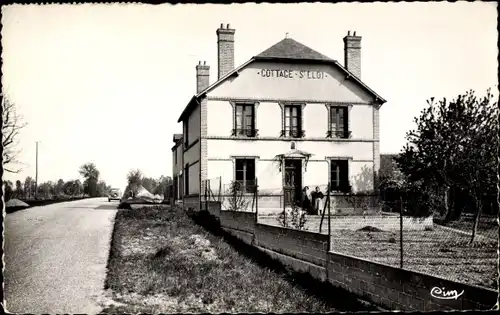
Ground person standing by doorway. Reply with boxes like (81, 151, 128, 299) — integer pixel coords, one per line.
(302, 186, 312, 212)
(312, 186, 324, 215)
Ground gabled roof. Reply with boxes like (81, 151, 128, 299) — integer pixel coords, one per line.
(178, 37, 386, 122)
(255, 38, 334, 61)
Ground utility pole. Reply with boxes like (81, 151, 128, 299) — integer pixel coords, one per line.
(35, 141, 39, 199)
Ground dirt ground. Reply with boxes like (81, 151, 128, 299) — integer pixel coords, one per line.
(101, 206, 378, 313)
(329, 228, 497, 289)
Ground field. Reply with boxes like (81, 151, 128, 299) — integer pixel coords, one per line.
(329, 228, 497, 289)
(102, 205, 379, 313)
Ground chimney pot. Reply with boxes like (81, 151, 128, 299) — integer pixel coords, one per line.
(343, 32, 362, 78)
(353, 31, 356, 36)
(220, 23, 224, 28)
(348, 31, 350, 36)
(196, 62, 210, 93)
(217, 24, 235, 79)
(204, 61, 206, 65)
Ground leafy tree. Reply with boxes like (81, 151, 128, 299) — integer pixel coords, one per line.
(15, 180, 23, 198)
(74, 179, 83, 196)
(154, 175, 173, 197)
(96, 180, 111, 197)
(226, 180, 250, 212)
(24, 176, 35, 199)
(3, 181, 14, 201)
(37, 181, 54, 199)
(2, 96, 27, 173)
(63, 180, 75, 196)
(79, 163, 100, 197)
(396, 89, 498, 243)
(55, 179, 65, 196)
(127, 169, 143, 198)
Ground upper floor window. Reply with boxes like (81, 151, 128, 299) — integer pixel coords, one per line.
(233, 103, 257, 137)
(328, 106, 350, 139)
(282, 105, 304, 138)
(330, 159, 350, 193)
(235, 158, 256, 193)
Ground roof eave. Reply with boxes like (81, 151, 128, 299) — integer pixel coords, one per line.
(177, 96, 198, 123)
(332, 60, 387, 105)
(195, 58, 256, 98)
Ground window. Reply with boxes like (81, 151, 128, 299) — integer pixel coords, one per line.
(235, 158, 256, 193)
(184, 164, 189, 195)
(329, 106, 350, 138)
(283, 105, 303, 138)
(233, 104, 257, 137)
(330, 160, 349, 192)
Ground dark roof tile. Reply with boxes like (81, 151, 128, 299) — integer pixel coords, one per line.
(255, 38, 334, 61)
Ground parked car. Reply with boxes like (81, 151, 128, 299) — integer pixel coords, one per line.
(108, 188, 122, 202)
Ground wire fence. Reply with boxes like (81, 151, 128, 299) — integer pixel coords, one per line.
(202, 176, 497, 289)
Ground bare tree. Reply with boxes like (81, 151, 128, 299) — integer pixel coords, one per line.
(2, 96, 27, 173)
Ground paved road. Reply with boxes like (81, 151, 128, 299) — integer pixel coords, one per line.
(4, 198, 117, 314)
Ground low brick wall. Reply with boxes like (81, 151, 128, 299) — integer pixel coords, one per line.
(326, 251, 497, 311)
(258, 215, 434, 232)
(202, 206, 495, 311)
(219, 210, 256, 245)
(201, 201, 221, 218)
(182, 195, 200, 212)
(254, 223, 329, 268)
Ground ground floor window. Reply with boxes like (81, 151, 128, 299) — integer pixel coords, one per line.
(330, 160, 349, 192)
(184, 164, 189, 195)
(235, 158, 256, 193)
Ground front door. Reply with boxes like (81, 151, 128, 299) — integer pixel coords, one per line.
(284, 159, 302, 206)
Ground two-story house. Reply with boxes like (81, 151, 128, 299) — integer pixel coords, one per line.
(177, 23, 386, 211)
(171, 133, 184, 205)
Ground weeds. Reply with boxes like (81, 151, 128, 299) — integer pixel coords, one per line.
(103, 205, 349, 313)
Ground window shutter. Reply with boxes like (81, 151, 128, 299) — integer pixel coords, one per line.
(343, 107, 349, 134)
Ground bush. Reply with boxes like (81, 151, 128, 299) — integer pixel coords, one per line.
(226, 181, 250, 212)
(277, 204, 307, 230)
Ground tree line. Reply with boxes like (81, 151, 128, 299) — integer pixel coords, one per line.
(3, 162, 113, 202)
(379, 89, 498, 243)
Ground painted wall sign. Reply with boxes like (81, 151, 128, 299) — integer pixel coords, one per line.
(257, 69, 327, 80)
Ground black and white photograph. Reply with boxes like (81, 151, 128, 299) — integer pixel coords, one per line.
(1, 1, 498, 313)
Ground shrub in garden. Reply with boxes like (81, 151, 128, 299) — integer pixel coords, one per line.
(226, 180, 250, 212)
(277, 204, 307, 230)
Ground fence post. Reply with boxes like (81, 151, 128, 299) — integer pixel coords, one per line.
(255, 178, 259, 217)
(205, 180, 208, 212)
(218, 176, 222, 203)
(283, 189, 287, 227)
(400, 195, 403, 269)
(327, 184, 331, 251)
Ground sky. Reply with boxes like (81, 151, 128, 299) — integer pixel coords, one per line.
(1, 2, 498, 191)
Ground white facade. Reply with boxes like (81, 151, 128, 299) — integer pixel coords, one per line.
(204, 61, 379, 195)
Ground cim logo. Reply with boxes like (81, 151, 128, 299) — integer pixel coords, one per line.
(430, 287, 464, 300)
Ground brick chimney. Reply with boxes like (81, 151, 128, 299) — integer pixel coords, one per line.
(196, 61, 210, 94)
(216, 23, 235, 80)
(343, 30, 362, 79)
